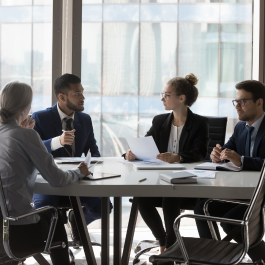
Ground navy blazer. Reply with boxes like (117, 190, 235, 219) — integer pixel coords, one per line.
(223, 118, 265, 171)
(32, 104, 100, 157)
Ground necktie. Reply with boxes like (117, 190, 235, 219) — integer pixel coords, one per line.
(64, 118, 73, 157)
(245, 125, 254, 157)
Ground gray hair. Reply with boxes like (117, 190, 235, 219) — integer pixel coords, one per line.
(0, 81, 33, 124)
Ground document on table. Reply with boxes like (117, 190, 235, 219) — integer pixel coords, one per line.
(173, 170, 217, 179)
(126, 136, 160, 161)
(194, 162, 241, 172)
(134, 162, 185, 170)
(54, 157, 103, 164)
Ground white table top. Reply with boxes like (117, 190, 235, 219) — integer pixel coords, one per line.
(34, 157, 260, 199)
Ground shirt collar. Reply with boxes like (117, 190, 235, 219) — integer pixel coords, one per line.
(246, 112, 265, 131)
(57, 103, 75, 121)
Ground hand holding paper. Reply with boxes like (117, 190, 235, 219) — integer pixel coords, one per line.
(85, 149, 92, 167)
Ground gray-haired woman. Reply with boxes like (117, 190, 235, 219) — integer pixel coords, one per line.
(0, 81, 90, 265)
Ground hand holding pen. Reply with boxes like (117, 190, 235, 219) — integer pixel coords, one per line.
(60, 129, 76, 145)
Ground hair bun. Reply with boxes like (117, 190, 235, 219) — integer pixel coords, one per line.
(0, 108, 9, 119)
(185, 73, 199, 86)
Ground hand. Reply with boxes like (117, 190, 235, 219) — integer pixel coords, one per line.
(60, 129, 76, 145)
(156, 152, 179, 163)
(78, 162, 91, 177)
(220, 149, 242, 167)
(19, 116, 35, 129)
(125, 149, 136, 161)
(210, 144, 222, 163)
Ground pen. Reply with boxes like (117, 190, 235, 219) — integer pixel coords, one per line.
(138, 178, 147, 183)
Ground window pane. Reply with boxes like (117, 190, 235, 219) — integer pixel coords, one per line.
(82, 5, 102, 22)
(83, 0, 102, 3)
(140, 5, 178, 22)
(103, 5, 139, 21)
(82, 23, 102, 93)
(190, 98, 219, 116)
(90, 114, 101, 152)
(103, 23, 139, 95)
(102, 96, 138, 113)
(179, 4, 219, 22)
(139, 97, 166, 114)
(1, 0, 32, 5)
(102, 114, 137, 156)
(139, 115, 153, 137)
(0, 2, 52, 112)
(84, 96, 101, 113)
(140, 23, 177, 96)
(178, 23, 219, 97)
(220, 4, 252, 22)
(220, 24, 252, 97)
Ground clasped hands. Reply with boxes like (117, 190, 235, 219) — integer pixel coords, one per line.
(125, 149, 180, 163)
(210, 144, 242, 167)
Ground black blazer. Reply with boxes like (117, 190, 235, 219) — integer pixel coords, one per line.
(145, 108, 209, 163)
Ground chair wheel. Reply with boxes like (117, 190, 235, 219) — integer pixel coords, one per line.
(133, 258, 140, 264)
(134, 246, 141, 253)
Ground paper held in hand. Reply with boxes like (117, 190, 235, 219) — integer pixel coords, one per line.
(126, 136, 160, 162)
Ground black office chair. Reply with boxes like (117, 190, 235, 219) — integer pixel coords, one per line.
(0, 176, 65, 265)
(149, 162, 265, 265)
(204, 116, 228, 161)
(132, 116, 228, 264)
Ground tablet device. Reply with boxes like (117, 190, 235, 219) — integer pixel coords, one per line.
(82, 172, 121, 181)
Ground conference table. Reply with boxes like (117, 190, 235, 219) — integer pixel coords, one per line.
(34, 157, 260, 265)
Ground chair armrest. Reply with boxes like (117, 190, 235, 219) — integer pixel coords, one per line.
(5, 206, 57, 222)
(202, 199, 249, 240)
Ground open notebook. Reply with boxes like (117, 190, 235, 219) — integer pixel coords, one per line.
(194, 162, 241, 172)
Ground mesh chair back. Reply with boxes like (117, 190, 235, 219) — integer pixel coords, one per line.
(204, 116, 227, 161)
(243, 162, 265, 247)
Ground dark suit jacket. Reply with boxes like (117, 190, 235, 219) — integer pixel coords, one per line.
(145, 108, 209, 163)
(32, 104, 100, 157)
(223, 118, 265, 171)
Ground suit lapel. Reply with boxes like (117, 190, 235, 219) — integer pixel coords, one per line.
(179, 108, 193, 152)
(51, 104, 63, 137)
(238, 124, 247, 155)
(253, 117, 265, 157)
(73, 112, 82, 156)
(160, 112, 173, 153)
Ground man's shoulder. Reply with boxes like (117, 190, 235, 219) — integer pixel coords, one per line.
(32, 107, 53, 120)
(75, 111, 92, 121)
(234, 121, 247, 131)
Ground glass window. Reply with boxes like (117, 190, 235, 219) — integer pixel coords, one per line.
(0, 2, 53, 112)
(82, 0, 253, 155)
(140, 23, 177, 96)
(178, 23, 219, 97)
(103, 23, 139, 95)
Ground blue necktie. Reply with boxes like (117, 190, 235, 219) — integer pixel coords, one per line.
(245, 126, 254, 157)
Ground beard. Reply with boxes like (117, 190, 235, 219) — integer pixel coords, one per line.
(238, 112, 255, 122)
(66, 98, 84, 112)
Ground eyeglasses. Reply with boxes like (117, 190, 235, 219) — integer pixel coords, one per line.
(232, 98, 253, 107)
(160, 93, 177, 100)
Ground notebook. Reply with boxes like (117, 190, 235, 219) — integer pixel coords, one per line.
(194, 162, 241, 172)
(82, 172, 121, 181)
(160, 172, 197, 184)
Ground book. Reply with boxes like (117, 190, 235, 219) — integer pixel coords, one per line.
(160, 172, 197, 184)
(194, 162, 241, 172)
(133, 162, 185, 170)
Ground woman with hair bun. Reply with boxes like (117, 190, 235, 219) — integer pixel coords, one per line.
(124, 74, 209, 265)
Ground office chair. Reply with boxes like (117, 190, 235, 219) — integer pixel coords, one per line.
(149, 162, 265, 265)
(0, 176, 65, 265)
(132, 116, 228, 264)
(204, 116, 228, 161)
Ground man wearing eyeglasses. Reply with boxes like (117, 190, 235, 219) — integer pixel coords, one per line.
(210, 80, 265, 171)
(195, 80, 265, 263)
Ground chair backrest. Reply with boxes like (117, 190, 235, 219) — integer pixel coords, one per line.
(0, 176, 10, 220)
(243, 162, 265, 247)
(204, 116, 228, 161)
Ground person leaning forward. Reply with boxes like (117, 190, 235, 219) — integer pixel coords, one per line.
(32, 73, 112, 248)
(195, 79, 265, 263)
(124, 74, 210, 265)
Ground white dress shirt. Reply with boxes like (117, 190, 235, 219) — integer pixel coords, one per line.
(167, 123, 184, 154)
(50, 103, 75, 155)
(0, 118, 83, 225)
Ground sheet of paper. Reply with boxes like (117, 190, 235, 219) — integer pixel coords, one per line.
(126, 136, 160, 161)
(220, 162, 241, 171)
(85, 149, 91, 166)
(55, 157, 85, 163)
(182, 170, 216, 179)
